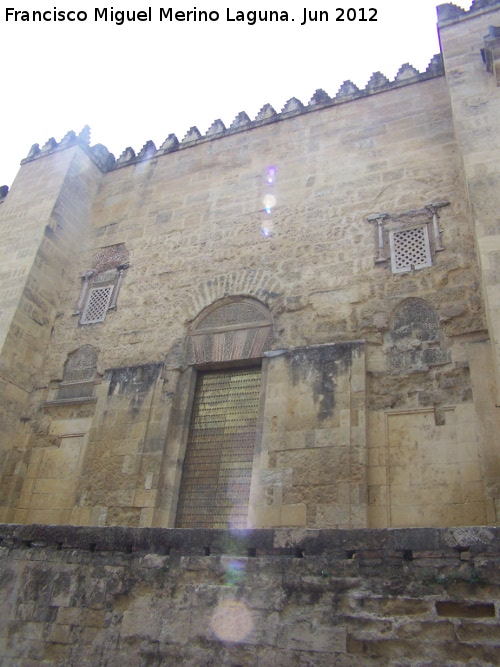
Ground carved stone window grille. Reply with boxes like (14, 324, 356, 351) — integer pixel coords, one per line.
(74, 244, 129, 325)
(367, 202, 447, 275)
(389, 226, 432, 273)
(81, 285, 114, 324)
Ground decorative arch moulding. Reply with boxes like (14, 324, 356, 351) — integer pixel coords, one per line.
(186, 297, 273, 366)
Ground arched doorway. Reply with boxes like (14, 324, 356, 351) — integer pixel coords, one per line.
(175, 297, 273, 528)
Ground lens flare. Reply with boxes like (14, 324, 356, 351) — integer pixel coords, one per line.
(261, 166, 277, 234)
(261, 220, 274, 237)
(210, 600, 254, 643)
(262, 194, 276, 213)
(266, 166, 277, 184)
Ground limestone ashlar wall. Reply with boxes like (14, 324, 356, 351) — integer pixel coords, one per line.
(44, 74, 481, 374)
(0, 524, 499, 666)
(438, 1, 500, 405)
(0, 147, 102, 522)
(12, 362, 167, 528)
(77, 363, 165, 529)
(4, 28, 496, 529)
(25, 73, 487, 528)
(252, 342, 367, 530)
(437, 1, 500, 525)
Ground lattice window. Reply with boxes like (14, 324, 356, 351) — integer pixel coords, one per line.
(80, 285, 114, 324)
(389, 226, 432, 274)
(75, 259, 128, 325)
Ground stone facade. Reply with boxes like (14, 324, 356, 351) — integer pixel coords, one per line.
(0, 523, 499, 666)
(0, 1, 500, 535)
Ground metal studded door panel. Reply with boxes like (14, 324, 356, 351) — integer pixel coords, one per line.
(176, 368, 261, 529)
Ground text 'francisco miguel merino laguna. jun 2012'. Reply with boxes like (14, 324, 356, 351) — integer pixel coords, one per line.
(4, 6, 379, 26)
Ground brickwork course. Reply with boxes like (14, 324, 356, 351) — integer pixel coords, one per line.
(1, 0, 500, 662)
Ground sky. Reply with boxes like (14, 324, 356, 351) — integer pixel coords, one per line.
(0, 0, 471, 188)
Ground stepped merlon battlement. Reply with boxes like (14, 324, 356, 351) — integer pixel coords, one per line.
(18, 55, 444, 175)
(3, 0, 500, 193)
(438, 0, 500, 24)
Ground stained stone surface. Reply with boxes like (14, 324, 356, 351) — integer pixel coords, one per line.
(0, 524, 499, 666)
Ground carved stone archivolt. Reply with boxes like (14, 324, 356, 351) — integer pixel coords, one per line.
(92, 243, 129, 273)
(186, 297, 273, 365)
(388, 299, 449, 372)
(63, 346, 98, 383)
(53, 345, 99, 403)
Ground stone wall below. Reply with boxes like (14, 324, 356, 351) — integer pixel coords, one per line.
(0, 524, 499, 666)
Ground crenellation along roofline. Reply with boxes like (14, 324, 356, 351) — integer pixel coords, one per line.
(6, 0, 500, 192)
(437, 0, 500, 26)
(18, 55, 444, 177)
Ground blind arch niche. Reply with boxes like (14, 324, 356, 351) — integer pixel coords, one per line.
(186, 297, 273, 365)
